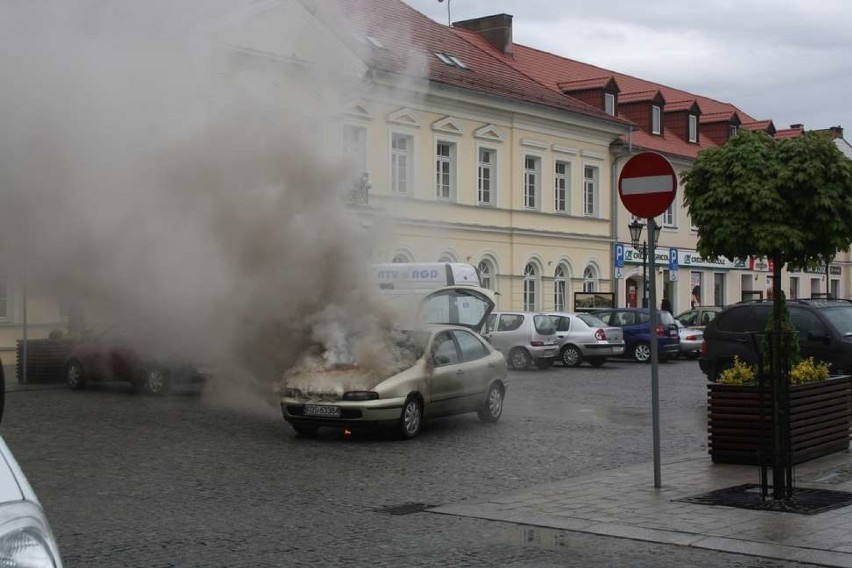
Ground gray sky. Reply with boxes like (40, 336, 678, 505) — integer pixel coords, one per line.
(404, 0, 852, 135)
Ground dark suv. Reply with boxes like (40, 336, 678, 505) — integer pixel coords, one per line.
(699, 299, 852, 381)
(590, 308, 680, 362)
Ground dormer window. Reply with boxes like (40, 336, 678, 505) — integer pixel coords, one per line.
(651, 105, 662, 135)
(688, 114, 698, 143)
(434, 52, 469, 69)
(604, 93, 615, 116)
(729, 125, 738, 139)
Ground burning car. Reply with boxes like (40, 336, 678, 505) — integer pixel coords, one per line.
(280, 286, 507, 439)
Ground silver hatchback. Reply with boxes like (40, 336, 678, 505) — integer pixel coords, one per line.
(548, 312, 625, 367)
(481, 312, 560, 370)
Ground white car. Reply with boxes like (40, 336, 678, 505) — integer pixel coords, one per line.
(548, 312, 626, 367)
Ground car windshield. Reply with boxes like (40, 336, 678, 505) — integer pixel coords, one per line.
(577, 314, 606, 327)
(820, 306, 852, 336)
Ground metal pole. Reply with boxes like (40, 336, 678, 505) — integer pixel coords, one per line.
(642, 245, 648, 308)
(648, 218, 661, 488)
(21, 279, 27, 385)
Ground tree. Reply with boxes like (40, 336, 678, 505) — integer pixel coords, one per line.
(683, 129, 852, 498)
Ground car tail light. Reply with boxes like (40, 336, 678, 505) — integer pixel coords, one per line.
(656, 325, 666, 337)
(530, 340, 544, 347)
(595, 329, 607, 341)
(686, 334, 699, 341)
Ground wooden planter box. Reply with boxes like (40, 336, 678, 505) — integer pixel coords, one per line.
(708, 376, 852, 465)
(16, 339, 80, 384)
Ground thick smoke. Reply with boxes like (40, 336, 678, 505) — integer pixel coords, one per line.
(0, 0, 404, 407)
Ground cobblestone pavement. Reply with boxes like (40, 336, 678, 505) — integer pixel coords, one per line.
(0, 359, 822, 566)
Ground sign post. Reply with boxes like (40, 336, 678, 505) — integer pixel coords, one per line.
(618, 152, 677, 489)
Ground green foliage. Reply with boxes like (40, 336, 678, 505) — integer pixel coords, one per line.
(682, 130, 852, 268)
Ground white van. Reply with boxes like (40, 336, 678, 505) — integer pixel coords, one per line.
(371, 263, 484, 326)
(372, 263, 481, 293)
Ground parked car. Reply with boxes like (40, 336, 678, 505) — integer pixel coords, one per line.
(675, 306, 723, 329)
(700, 299, 852, 381)
(589, 308, 680, 362)
(280, 286, 508, 439)
(64, 324, 206, 394)
(0, 362, 64, 567)
(675, 320, 704, 359)
(481, 312, 560, 370)
(547, 312, 625, 367)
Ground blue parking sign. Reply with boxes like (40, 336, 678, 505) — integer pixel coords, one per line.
(669, 248, 679, 272)
(614, 243, 625, 268)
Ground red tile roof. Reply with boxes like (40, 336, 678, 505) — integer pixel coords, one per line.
(330, 0, 632, 127)
(557, 76, 616, 92)
(619, 90, 663, 104)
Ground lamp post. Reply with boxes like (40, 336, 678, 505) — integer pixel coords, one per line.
(628, 219, 661, 308)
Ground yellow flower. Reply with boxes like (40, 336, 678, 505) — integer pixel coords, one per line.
(718, 356, 756, 385)
(789, 357, 830, 385)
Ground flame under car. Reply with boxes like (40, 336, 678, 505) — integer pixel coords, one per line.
(280, 286, 508, 439)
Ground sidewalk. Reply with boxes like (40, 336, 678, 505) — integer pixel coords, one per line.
(431, 451, 852, 567)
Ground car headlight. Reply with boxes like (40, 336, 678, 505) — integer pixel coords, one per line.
(281, 388, 303, 399)
(0, 501, 62, 567)
(342, 391, 379, 401)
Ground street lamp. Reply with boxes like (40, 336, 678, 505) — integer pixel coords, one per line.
(628, 219, 662, 308)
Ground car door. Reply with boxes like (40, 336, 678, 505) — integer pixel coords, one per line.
(426, 330, 466, 417)
(451, 329, 494, 412)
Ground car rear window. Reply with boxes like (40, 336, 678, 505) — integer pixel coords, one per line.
(820, 306, 852, 336)
(534, 315, 556, 334)
(577, 314, 606, 328)
(715, 305, 769, 332)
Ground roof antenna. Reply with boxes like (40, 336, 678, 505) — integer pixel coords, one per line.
(437, 0, 451, 26)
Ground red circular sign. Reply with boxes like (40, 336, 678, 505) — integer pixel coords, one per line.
(618, 152, 677, 218)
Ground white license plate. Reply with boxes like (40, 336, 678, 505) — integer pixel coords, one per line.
(303, 404, 342, 418)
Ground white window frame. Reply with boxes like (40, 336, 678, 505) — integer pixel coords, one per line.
(582, 265, 597, 293)
(583, 165, 599, 217)
(789, 276, 799, 300)
(652, 105, 662, 135)
(729, 124, 738, 138)
(390, 131, 414, 195)
(523, 262, 539, 311)
(688, 114, 698, 143)
(523, 154, 541, 210)
(662, 201, 676, 227)
(554, 160, 570, 214)
(477, 146, 496, 206)
(478, 259, 495, 291)
(554, 265, 567, 311)
(435, 139, 456, 201)
(604, 93, 615, 116)
(343, 123, 368, 179)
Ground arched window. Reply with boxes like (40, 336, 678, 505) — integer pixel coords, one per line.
(524, 263, 539, 311)
(583, 265, 597, 292)
(478, 259, 494, 291)
(392, 253, 411, 263)
(554, 265, 567, 311)
(438, 254, 455, 263)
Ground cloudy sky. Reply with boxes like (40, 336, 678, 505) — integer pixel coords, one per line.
(404, 0, 852, 135)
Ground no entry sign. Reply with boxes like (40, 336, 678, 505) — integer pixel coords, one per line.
(618, 152, 677, 218)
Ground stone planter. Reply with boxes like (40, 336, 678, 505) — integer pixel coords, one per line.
(707, 375, 852, 465)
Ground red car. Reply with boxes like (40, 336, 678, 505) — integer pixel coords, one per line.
(64, 325, 205, 394)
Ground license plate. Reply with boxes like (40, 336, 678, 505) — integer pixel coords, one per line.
(303, 404, 342, 418)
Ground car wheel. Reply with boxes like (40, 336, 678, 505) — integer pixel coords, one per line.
(560, 345, 582, 368)
(632, 342, 651, 363)
(292, 424, 319, 437)
(477, 383, 504, 423)
(66, 360, 86, 390)
(508, 348, 532, 370)
(398, 396, 423, 439)
(141, 367, 170, 395)
(535, 358, 553, 370)
(589, 358, 607, 368)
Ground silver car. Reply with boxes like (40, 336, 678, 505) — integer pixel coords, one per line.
(675, 320, 704, 359)
(481, 312, 560, 370)
(548, 312, 625, 367)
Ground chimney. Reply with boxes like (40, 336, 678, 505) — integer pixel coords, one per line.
(453, 14, 513, 55)
(829, 126, 844, 139)
(790, 123, 804, 131)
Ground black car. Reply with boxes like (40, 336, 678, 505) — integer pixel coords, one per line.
(699, 299, 852, 381)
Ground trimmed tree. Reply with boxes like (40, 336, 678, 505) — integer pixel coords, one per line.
(683, 129, 852, 497)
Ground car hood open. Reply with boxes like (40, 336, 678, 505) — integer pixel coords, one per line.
(417, 285, 496, 332)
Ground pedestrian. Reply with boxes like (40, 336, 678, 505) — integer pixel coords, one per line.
(661, 297, 671, 313)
